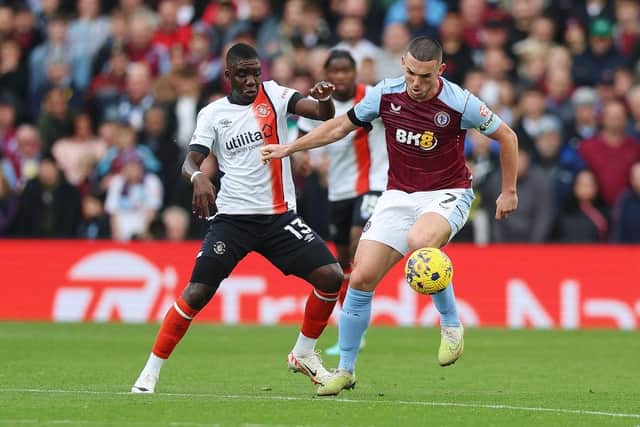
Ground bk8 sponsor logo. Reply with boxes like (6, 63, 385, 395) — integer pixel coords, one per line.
(395, 128, 438, 151)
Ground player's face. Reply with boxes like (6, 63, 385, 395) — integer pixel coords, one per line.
(402, 53, 445, 101)
(325, 58, 356, 99)
(226, 58, 262, 103)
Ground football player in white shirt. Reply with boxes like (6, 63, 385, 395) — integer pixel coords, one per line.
(297, 50, 388, 356)
(132, 43, 343, 394)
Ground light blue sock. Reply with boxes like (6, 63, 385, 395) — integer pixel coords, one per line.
(338, 288, 373, 373)
(431, 282, 460, 327)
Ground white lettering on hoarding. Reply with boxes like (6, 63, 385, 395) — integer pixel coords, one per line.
(53, 250, 177, 322)
(583, 300, 636, 330)
(507, 279, 638, 329)
(217, 277, 265, 324)
(507, 279, 554, 328)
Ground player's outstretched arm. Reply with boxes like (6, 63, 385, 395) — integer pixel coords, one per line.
(489, 122, 519, 219)
(182, 151, 216, 219)
(261, 114, 358, 161)
(295, 81, 336, 120)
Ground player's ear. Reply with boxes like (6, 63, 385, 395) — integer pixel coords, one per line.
(437, 62, 446, 76)
(224, 68, 230, 80)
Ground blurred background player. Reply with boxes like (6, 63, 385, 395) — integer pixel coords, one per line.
(131, 43, 343, 393)
(262, 37, 518, 396)
(296, 49, 387, 356)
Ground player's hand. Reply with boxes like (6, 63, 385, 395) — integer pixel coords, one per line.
(191, 174, 216, 219)
(495, 191, 518, 219)
(309, 81, 335, 100)
(261, 144, 289, 163)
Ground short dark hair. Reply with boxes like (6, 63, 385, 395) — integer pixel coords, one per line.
(226, 43, 259, 66)
(406, 37, 442, 63)
(324, 49, 356, 70)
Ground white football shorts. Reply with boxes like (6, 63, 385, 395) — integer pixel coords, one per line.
(360, 188, 475, 255)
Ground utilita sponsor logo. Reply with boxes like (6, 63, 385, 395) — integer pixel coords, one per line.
(53, 250, 178, 322)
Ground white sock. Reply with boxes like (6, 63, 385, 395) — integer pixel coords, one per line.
(292, 333, 316, 356)
(142, 353, 166, 377)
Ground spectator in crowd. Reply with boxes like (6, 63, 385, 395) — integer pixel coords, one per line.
(0, 166, 18, 235)
(225, 0, 281, 59)
(13, 6, 42, 55)
(68, 0, 110, 70)
(479, 46, 512, 108)
(553, 169, 609, 243)
(186, 22, 222, 85)
(37, 86, 74, 154)
(545, 67, 575, 126)
(125, 11, 171, 77)
(87, 47, 130, 121)
(626, 85, 640, 139)
(532, 116, 585, 208)
(376, 22, 410, 82)
(103, 62, 155, 131)
(505, 0, 544, 49)
(0, 40, 29, 108)
(161, 205, 189, 241)
(439, 12, 474, 85)
(615, 0, 640, 58)
(611, 163, 640, 243)
(77, 191, 110, 239)
(152, 0, 192, 52)
(92, 9, 129, 77)
(0, 94, 18, 163)
(578, 99, 640, 206)
(104, 151, 163, 241)
(333, 16, 380, 70)
(572, 18, 625, 87)
(51, 112, 106, 190)
(293, 0, 332, 50)
(29, 14, 89, 113)
(457, 0, 486, 49)
(384, 0, 447, 30)
(14, 155, 81, 237)
(173, 69, 201, 152)
(95, 123, 160, 191)
(13, 125, 43, 187)
(566, 86, 600, 147)
(513, 86, 551, 152)
(140, 106, 179, 206)
(483, 149, 554, 242)
(402, 0, 438, 40)
(201, 0, 237, 55)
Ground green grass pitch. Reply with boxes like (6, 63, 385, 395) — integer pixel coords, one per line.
(1, 323, 639, 426)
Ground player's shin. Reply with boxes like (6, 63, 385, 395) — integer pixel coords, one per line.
(151, 296, 200, 365)
(338, 287, 373, 373)
(337, 265, 351, 307)
(430, 282, 460, 327)
(293, 288, 339, 356)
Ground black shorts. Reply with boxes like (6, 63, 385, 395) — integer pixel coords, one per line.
(329, 191, 382, 245)
(190, 211, 337, 285)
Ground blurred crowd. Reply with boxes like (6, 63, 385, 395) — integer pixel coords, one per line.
(0, 0, 639, 243)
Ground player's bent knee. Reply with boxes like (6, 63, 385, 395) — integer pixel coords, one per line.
(349, 268, 378, 292)
(308, 263, 343, 294)
(185, 256, 231, 309)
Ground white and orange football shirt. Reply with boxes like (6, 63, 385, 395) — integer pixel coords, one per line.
(297, 84, 388, 202)
(189, 80, 298, 215)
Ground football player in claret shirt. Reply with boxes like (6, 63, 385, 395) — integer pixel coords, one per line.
(297, 50, 388, 356)
(132, 43, 343, 393)
(262, 37, 519, 396)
